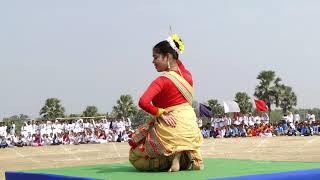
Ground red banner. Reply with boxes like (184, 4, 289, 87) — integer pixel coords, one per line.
(254, 99, 268, 112)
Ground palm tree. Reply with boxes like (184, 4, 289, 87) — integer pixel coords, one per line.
(82, 106, 99, 117)
(234, 92, 253, 114)
(270, 77, 285, 107)
(254, 70, 277, 112)
(40, 98, 65, 120)
(112, 94, 137, 119)
(254, 70, 298, 116)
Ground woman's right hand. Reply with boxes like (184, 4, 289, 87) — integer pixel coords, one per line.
(160, 113, 176, 128)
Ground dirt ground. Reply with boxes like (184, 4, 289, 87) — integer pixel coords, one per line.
(1, 136, 320, 180)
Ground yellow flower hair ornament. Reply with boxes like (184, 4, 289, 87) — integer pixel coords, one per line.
(166, 33, 185, 54)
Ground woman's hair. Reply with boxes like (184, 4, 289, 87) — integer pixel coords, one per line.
(153, 41, 179, 60)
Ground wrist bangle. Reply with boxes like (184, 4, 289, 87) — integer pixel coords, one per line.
(156, 108, 165, 117)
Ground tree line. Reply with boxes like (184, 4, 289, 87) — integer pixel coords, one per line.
(3, 70, 319, 133)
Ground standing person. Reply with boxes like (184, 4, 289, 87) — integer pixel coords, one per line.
(9, 121, 16, 136)
(129, 34, 203, 172)
(293, 112, 300, 124)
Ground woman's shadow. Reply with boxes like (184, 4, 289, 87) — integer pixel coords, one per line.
(90, 164, 168, 174)
(92, 165, 137, 174)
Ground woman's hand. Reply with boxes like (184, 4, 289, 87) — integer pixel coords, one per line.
(160, 112, 176, 128)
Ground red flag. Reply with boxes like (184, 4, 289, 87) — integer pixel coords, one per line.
(254, 99, 268, 112)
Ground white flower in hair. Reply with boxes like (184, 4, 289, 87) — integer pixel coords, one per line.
(166, 33, 184, 54)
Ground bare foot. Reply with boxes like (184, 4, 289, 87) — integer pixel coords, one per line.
(168, 152, 181, 172)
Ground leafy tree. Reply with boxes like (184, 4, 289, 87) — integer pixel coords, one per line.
(207, 99, 224, 116)
(69, 114, 81, 118)
(131, 108, 153, 128)
(2, 114, 30, 135)
(39, 98, 65, 120)
(3, 114, 30, 122)
(112, 94, 137, 119)
(82, 106, 99, 117)
(234, 92, 253, 114)
(279, 86, 297, 113)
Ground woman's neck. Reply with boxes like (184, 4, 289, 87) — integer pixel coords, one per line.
(168, 61, 179, 71)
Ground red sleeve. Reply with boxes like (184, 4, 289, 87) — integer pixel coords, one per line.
(138, 77, 165, 116)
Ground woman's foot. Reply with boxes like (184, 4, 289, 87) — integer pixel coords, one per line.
(168, 152, 181, 172)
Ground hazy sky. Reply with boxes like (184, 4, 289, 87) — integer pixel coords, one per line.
(1, 1, 320, 119)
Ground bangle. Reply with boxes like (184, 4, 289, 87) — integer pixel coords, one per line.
(156, 108, 165, 117)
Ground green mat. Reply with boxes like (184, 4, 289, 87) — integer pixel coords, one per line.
(26, 159, 320, 180)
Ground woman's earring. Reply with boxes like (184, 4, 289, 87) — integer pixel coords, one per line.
(167, 61, 171, 69)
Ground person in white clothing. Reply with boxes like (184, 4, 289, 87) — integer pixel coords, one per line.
(254, 115, 261, 125)
(117, 120, 125, 135)
(213, 118, 219, 130)
(53, 120, 62, 135)
(288, 112, 294, 123)
(46, 121, 53, 135)
(225, 116, 232, 126)
(293, 112, 300, 123)
(9, 122, 15, 136)
(126, 117, 132, 128)
(262, 113, 269, 124)
(241, 115, 249, 126)
(0, 122, 7, 137)
(248, 114, 255, 126)
(309, 111, 316, 124)
(21, 124, 28, 138)
(40, 121, 47, 135)
(25, 121, 33, 136)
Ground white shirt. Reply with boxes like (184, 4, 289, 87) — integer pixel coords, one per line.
(293, 114, 300, 122)
(288, 113, 294, 123)
(309, 114, 316, 122)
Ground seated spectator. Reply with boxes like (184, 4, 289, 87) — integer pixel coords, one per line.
(210, 127, 218, 138)
(225, 126, 233, 138)
(251, 125, 260, 136)
(274, 125, 284, 136)
(239, 125, 247, 137)
(89, 131, 100, 144)
(201, 127, 210, 138)
(32, 134, 43, 146)
(231, 125, 239, 137)
(246, 127, 253, 137)
(15, 135, 25, 147)
(260, 126, 272, 137)
(0, 136, 8, 148)
(300, 124, 312, 136)
(5, 136, 15, 148)
(287, 126, 297, 136)
(51, 134, 61, 145)
(312, 122, 319, 135)
(98, 130, 108, 144)
(121, 131, 129, 142)
(63, 132, 70, 145)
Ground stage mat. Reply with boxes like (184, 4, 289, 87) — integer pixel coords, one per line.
(23, 158, 320, 180)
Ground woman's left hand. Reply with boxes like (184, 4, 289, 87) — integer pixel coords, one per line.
(160, 113, 176, 128)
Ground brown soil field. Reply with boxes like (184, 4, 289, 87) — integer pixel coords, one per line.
(1, 136, 319, 180)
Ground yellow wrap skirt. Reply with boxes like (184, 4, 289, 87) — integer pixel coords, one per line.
(129, 103, 203, 171)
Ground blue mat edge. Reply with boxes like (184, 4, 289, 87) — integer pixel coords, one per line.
(207, 168, 320, 180)
(5, 171, 104, 180)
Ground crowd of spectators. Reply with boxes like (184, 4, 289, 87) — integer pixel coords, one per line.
(0, 111, 318, 149)
(0, 118, 133, 148)
(199, 111, 318, 138)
